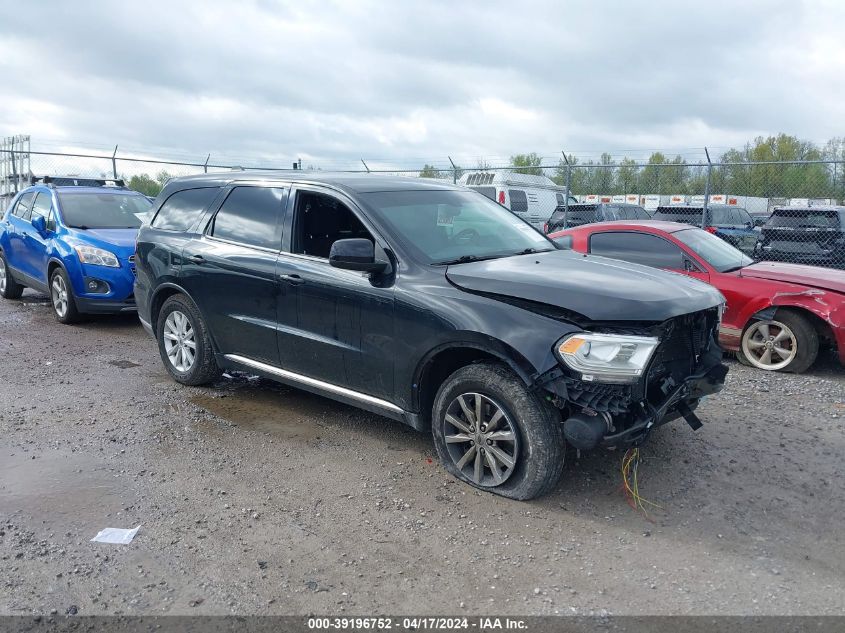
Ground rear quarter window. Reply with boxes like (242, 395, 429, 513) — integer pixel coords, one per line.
(508, 189, 528, 213)
(152, 187, 220, 232)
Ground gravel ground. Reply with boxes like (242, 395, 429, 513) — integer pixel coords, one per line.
(1, 289, 844, 617)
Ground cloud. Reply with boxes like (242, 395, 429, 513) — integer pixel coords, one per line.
(0, 0, 842, 168)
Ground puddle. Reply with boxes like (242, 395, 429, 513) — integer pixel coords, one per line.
(189, 383, 344, 441)
(109, 359, 142, 369)
(0, 448, 134, 526)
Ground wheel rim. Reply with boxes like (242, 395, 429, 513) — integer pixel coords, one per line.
(163, 310, 197, 372)
(741, 320, 798, 371)
(0, 258, 6, 293)
(443, 393, 519, 487)
(51, 275, 68, 317)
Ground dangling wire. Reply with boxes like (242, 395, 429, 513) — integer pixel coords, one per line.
(621, 447, 662, 521)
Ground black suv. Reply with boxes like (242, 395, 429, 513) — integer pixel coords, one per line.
(544, 203, 649, 233)
(755, 206, 845, 269)
(135, 173, 727, 499)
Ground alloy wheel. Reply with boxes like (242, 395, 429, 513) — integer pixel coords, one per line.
(51, 275, 68, 317)
(741, 320, 798, 371)
(443, 392, 519, 487)
(163, 310, 197, 372)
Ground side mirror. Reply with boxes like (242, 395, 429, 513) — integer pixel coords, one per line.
(31, 215, 47, 235)
(329, 238, 388, 273)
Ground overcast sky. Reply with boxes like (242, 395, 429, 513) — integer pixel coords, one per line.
(1, 0, 843, 169)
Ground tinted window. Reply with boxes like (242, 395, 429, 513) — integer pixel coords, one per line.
(13, 192, 35, 219)
(620, 205, 650, 220)
(765, 209, 840, 229)
(293, 191, 374, 259)
(589, 231, 684, 268)
(710, 207, 731, 224)
(58, 192, 152, 229)
(735, 209, 752, 225)
(31, 192, 52, 220)
(474, 187, 496, 201)
(152, 187, 219, 232)
(553, 235, 573, 249)
(45, 208, 56, 232)
(508, 189, 528, 213)
(566, 206, 598, 226)
(210, 186, 286, 250)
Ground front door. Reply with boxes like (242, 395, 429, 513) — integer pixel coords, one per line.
(275, 186, 395, 400)
(20, 191, 53, 284)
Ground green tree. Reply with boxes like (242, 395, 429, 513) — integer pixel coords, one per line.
(127, 173, 162, 196)
(419, 164, 441, 179)
(617, 158, 639, 194)
(510, 152, 543, 176)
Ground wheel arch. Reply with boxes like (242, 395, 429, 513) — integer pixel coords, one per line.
(412, 339, 537, 429)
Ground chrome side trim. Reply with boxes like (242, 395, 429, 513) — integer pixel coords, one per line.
(224, 354, 404, 414)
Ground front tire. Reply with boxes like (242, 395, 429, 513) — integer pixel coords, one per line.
(431, 362, 564, 500)
(0, 253, 24, 299)
(50, 267, 81, 324)
(738, 310, 818, 373)
(157, 294, 221, 386)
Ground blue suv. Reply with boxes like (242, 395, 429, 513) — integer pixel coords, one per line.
(0, 177, 152, 323)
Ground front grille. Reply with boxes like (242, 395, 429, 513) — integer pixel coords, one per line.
(646, 308, 718, 401)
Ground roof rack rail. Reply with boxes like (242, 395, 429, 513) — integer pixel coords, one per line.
(30, 176, 127, 188)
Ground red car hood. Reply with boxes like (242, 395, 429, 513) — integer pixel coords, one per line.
(739, 262, 845, 294)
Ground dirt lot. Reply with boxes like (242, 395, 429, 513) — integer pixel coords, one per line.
(1, 289, 844, 617)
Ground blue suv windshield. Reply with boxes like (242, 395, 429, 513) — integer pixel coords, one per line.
(361, 190, 555, 264)
(58, 192, 152, 229)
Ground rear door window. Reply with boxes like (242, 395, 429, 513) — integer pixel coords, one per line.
(508, 189, 528, 213)
(208, 186, 287, 250)
(12, 192, 35, 220)
(589, 231, 685, 268)
(152, 187, 220, 232)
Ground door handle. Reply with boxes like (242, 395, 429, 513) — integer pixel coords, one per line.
(279, 273, 305, 286)
(187, 254, 206, 264)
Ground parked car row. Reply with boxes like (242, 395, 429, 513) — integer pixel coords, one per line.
(1, 173, 730, 500)
(544, 202, 845, 269)
(550, 221, 845, 374)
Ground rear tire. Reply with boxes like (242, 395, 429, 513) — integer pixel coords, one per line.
(738, 310, 818, 373)
(50, 267, 81, 324)
(0, 253, 24, 299)
(157, 294, 221, 386)
(431, 362, 564, 500)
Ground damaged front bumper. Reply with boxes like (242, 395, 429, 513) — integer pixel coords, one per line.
(535, 337, 729, 450)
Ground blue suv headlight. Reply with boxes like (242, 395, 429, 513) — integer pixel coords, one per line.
(75, 245, 120, 267)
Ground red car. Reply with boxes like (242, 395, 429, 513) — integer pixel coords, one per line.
(550, 221, 845, 373)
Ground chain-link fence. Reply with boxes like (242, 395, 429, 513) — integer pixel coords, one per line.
(1, 146, 843, 270)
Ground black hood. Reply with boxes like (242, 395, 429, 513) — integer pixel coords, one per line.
(446, 250, 725, 322)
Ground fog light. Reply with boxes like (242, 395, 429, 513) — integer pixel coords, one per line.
(83, 277, 110, 294)
(88, 280, 98, 290)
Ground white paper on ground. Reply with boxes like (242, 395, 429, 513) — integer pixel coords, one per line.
(90, 525, 141, 544)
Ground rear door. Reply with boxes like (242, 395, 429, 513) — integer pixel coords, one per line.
(20, 190, 53, 283)
(179, 185, 287, 364)
(6, 192, 35, 272)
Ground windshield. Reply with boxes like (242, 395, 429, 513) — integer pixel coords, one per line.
(360, 190, 555, 264)
(674, 227, 754, 272)
(765, 209, 840, 229)
(58, 192, 153, 229)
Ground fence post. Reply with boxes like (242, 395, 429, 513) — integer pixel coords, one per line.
(204, 154, 210, 174)
(702, 147, 712, 229)
(10, 149, 17, 193)
(448, 156, 458, 184)
(561, 151, 571, 229)
(111, 145, 118, 179)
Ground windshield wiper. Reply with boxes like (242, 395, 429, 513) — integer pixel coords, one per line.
(512, 247, 553, 256)
(433, 254, 503, 266)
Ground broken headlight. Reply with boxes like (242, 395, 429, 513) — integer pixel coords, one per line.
(556, 333, 660, 384)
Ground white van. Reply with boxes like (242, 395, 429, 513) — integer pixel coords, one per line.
(458, 170, 576, 229)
